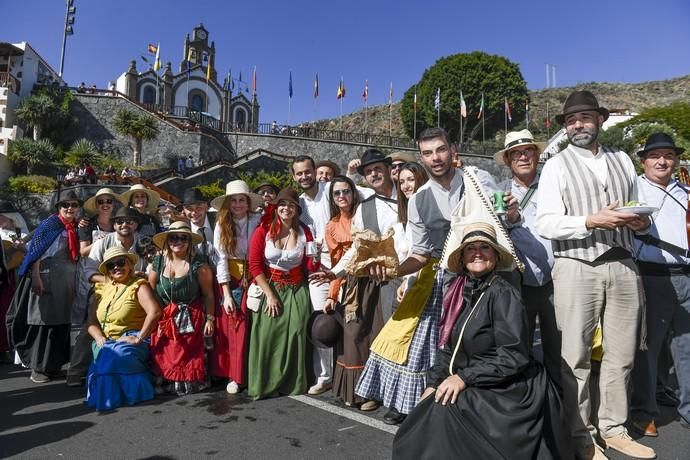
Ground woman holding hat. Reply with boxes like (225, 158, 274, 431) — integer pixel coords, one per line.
(12, 190, 83, 383)
(246, 188, 320, 399)
(86, 247, 161, 411)
(209, 180, 263, 394)
(121, 184, 161, 237)
(148, 221, 215, 395)
(79, 187, 120, 256)
(392, 222, 570, 459)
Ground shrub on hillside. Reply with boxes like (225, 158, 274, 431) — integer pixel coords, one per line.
(8, 175, 57, 193)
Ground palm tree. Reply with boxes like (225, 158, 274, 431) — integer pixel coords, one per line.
(65, 138, 100, 168)
(8, 138, 55, 174)
(112, 109, 159, 166)
(14, 93, 58, 141)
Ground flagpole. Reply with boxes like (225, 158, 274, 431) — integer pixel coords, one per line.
(288, 97, 291, 126)
(413, 88, 417, 140)
(459, 115, 463, 151)
(504, 97, 508, 136)
(546, 102, 550, 138)
(482, 92, 486, 152)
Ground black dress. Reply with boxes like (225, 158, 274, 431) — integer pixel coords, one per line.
(392, 274, 573, 460)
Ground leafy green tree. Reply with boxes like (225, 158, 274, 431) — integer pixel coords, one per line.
(400, 51, 529, 145)
(112, 109, 159, 166)
(196, 180, 225, 201)
(64, 138, 105, 168)
(14, 93, 58, 141)
(625, 102, 690, 140)
(8, 138, 55, 174)
(238, 170, 296, 191)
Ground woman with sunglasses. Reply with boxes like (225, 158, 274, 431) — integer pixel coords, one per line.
(120, 184, 161, 237)
(246, 188, 319, 399)
(148, 221, 215, 396)
(85, 247, 161, 411)
(79, 188, 120, 257)
(210, 180, 263, 394)
(12, 190, 83, 383)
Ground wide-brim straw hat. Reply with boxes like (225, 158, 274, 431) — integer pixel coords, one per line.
(152, 220, 203, 249)
(120, 184, 160, 213)
(210, 180, 264, 211)
(494, 129, 547, 166)
(554, 90, 610, 125)
(83, 188, 120, 215)
(388, 151, 417, 164)
(447, 222, 514, 273)
(98, 246, 139, 275)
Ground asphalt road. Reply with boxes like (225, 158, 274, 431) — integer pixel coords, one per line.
(1, 364, 688, 460)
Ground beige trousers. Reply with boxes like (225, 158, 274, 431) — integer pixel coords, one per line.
(552, 257, 642, 445)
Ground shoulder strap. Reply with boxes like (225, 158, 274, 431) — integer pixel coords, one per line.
(635, 234, 690, 259)
(519, 184, 538, 209)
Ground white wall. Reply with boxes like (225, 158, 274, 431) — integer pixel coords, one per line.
(172, 77, 221, 119)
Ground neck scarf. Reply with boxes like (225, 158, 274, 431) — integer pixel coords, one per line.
(57, 214, 79, 262)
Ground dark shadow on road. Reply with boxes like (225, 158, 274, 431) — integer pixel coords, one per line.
(0, 421, 94, 459)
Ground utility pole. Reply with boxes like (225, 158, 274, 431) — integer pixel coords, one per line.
(58, 0, 77, 78)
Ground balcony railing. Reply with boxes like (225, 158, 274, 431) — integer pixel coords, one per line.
(0, 72, 20, 95)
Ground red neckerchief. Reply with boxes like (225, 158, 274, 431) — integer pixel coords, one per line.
(57, 214, 79, 262)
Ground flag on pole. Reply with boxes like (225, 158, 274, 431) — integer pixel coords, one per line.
(362, 80, 368, 101)
(314, 73, 319, 98)
(153, 43, 161, 71)
(206, 57, 212, 82)
(413, 90, 417, 112)
(289, 71, 293, 98)
(460, 91, 467, 118)
(252, 66, 257, 95)
(477, 93, 484, 120)
(544, 117, 552, 128)
(147, 43, 158, 55)
(525, 102, 530, 125)
(388, 82, 393, 105)
(337, 77, 345, 99)
(434, 88, 440, 110)
(504, 97, 512, 123)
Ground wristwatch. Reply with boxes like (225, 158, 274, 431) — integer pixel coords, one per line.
(206, 313, 215, 321)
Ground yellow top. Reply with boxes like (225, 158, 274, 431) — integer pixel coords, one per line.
(95, 278, 148, 339)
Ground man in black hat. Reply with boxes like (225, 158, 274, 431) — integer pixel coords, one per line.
(630, 132, 690, 437)
(180, 188, 215, 265)
(536, 91, 654, 459)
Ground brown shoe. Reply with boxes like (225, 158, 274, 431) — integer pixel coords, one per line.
(602, 432, 656, 459)
(632, 419, 658, 437)
(359, 400, 379, 411)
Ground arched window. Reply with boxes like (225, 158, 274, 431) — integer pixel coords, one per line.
(191, 94, 204, 112)
(142, 86, 155, 104)
(234, 107, 247, 131)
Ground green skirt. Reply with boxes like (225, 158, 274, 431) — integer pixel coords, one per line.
(247, 281, 311, 400)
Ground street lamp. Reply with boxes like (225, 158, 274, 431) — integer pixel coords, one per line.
(58, 0, 77, 78)
(56, 171, 65, 200)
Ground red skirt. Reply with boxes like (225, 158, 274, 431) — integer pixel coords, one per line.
(210, 275, 249, 384)
(150, 298, 206, 382)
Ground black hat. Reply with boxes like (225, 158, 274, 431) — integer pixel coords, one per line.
(55, 190, 83, 208)
(357, 149, 392, 175)
(555, 90, 610, 125)
(181, 188, 207, 206)
(636, 132, 685, 157)
(271, 188, 302, 215)
(307, 311, 343, 349)
(110, 207, 142, 224)
(0, 200, 16, 213)
(254, 182, 280, 195)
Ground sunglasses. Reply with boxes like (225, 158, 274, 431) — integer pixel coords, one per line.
(333, 189, 352, 197)
(105, 257, 128, 271)
(168, 234, 190, 243)
(60, 201, 81, 209)
(114, 218, 136, 226)
(97, 199, 113, 205)
(391, 162, 405, 170)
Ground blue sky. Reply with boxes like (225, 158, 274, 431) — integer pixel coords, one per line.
(5, 0, 690, 125)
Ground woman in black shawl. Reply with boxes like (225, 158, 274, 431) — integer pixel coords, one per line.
(392, 222, 572, 460)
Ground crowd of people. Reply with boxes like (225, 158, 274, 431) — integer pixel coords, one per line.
(1, 89, 689, 459)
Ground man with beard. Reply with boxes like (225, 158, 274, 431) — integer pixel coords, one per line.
(358, 127, 498, 425)
(630, 133, 690, 437)
(536, 91, 654, 460)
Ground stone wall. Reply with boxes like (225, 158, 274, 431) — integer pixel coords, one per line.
(70, 94, 233, 169)
(227, 132, 513, 182)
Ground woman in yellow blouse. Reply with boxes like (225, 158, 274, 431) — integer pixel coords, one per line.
(86, 246, 161, 411)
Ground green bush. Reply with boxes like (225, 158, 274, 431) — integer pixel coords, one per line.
(196, 180, 224, 200)
(8, 175, 57, 193)
(238, 170, 296, 191)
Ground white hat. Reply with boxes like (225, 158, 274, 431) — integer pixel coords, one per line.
(83, 188, 120, 215)
(152, 220, 204, 249)
(120, 184, 161, 213)
(494, 129, 546, 166)
(447, 222, 515, 273)
(210, 180, 264, 211)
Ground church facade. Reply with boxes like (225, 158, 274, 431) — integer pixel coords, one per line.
(115, 24, 258, 132)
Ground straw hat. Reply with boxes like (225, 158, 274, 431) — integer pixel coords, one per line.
(120, 184, 161, 213)
(152, 220, 203, 249)
(388, 151, 417, 164)
(210, 180, 264, 211)
(494, 130, 546, 166)
(98, 246, 139, 275)
(447, 222, 514, 273)
(83, 188, 120, 215)
(315, 159, 341, 176)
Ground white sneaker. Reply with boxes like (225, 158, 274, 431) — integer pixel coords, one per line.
(307, 382, 332, 395)
(226, 380, 240, 394)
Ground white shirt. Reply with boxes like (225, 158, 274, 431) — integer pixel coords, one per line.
(634, 175, 690, 264)
(191, 216, 215, 264)
(214, 214, 260, 284)
(265, 228, 306, 271)
(536, 144, 640, 241)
